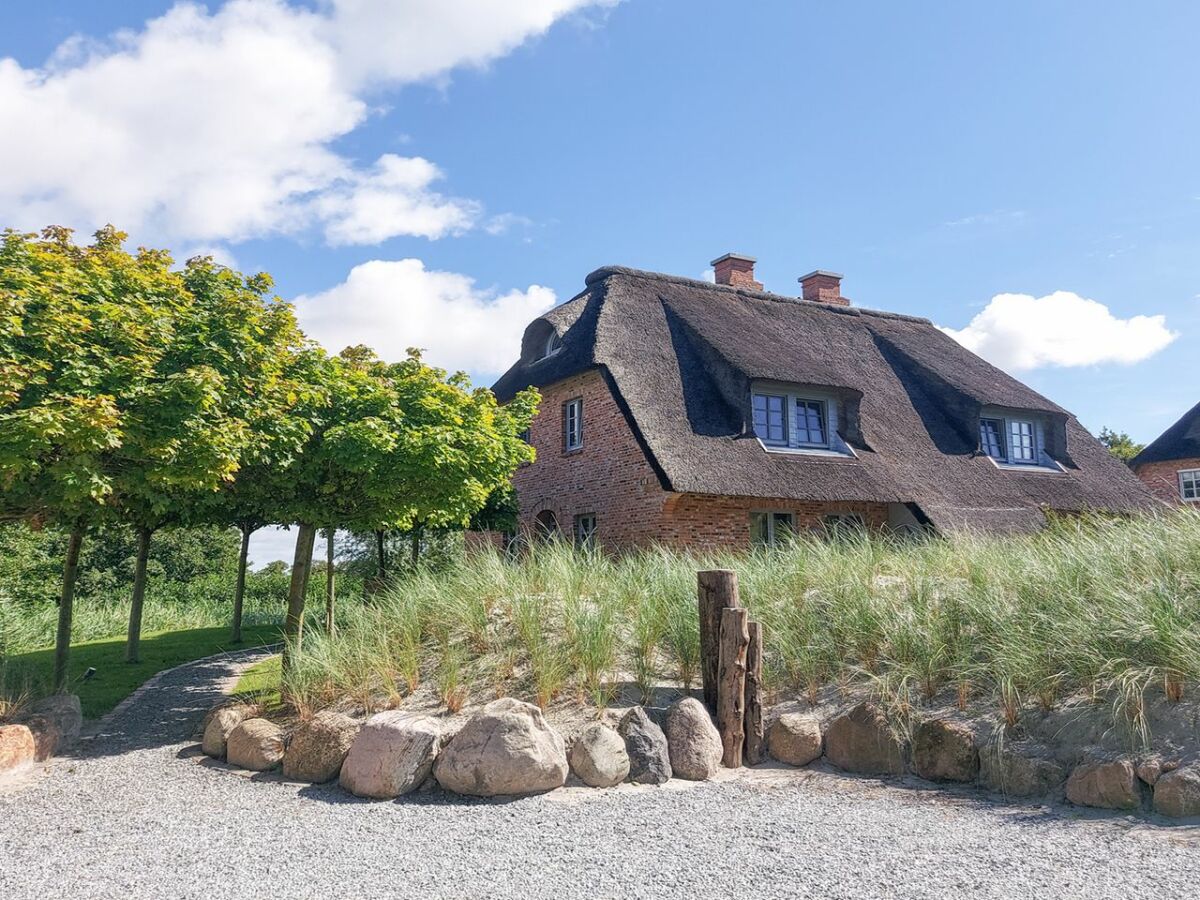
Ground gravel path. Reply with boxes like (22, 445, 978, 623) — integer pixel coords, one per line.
(3, 650, 1199, 900)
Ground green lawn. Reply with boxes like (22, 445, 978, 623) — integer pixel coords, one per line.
(232, 653, 282, 707)
(2, 624, 282, 719)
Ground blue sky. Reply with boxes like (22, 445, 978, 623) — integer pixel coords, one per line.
(3, 1, 1198, 563)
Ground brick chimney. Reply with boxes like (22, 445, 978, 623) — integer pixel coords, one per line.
(798, 270, 848, 306)
(711, 253, 762, 291)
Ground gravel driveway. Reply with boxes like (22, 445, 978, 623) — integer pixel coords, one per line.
(2, 648, 1198, 900)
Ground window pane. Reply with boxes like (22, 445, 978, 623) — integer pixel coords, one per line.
(1009, 420, 1035, 461)
(772, 513, 794, 544)
(1182, 471, 1199, 500)
(752, 394, 786, 443)
(795, 399, 826, 445)
(749, 512, 769, 546)
(979, 419, 1004, 459)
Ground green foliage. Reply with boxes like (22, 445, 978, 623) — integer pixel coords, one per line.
(2, 624, 281, 718)
(278, 511, 1200, 745)
(1098, 427, 1145, 462)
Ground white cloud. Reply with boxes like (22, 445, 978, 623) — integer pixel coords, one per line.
(316, 154, 480, 245)
(0, 0, 605, 246)
(941, 290, 1178, 371)
(294, 258, 557, 377)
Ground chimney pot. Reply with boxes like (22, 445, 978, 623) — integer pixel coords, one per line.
(798, 269, 848, 306)
(711, 252, 763, 291)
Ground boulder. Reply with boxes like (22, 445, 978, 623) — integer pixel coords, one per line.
(618, 706, 671, 785)
(663, 698, 722, 781)
(0, 724, 36, 773)
(21, 694, 82, 748)
(201, 705, 253, 759)
(979, 744, 1068, 798)
(433, 698, 568, 797)
(1066, 758, 1140, 810)
(340, 712, 441, 799)
(768, 714, 822, 767)
(226, 718, 286, 771)
(283, 711, 360, 783)
(1153, 765, 1200, 819)
(21, 714, 61, 762)
(824, 703, 905, 776)
(1136, 756, 1164, 787)
(570, 723, 630, 788)
(911, 718, 978, 783)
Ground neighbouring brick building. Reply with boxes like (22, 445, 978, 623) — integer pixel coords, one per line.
(1131, 401, 1200, 506)
(491, 255, 1156, 551)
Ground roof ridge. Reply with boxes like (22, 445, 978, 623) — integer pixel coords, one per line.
(584, 265, 931, 324)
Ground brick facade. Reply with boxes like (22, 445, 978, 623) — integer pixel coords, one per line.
(513, 368, 891, 551)
(1134, 457, 1200, 506)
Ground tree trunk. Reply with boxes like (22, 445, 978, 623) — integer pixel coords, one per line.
(744, 620, 765, 766)
(376, 529, 387, 583)
(125, 527, 152, 664)
(324, 527, 336, 635)
(53, 528, 84, 693)
(717, 606, 749, 768)
(283, 523, 317, 671)
(698, 569, 740, 710)
(410, 524, 422, 567)
(231, 524, 253, 643)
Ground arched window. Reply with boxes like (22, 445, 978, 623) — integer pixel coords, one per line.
(542, 331, 562, 359)
(534, 510, 559, 539)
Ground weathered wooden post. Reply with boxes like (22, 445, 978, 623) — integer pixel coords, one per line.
(717, 606, 749, 768)
(698, 569, 739, 710)
(744, 620, 765, 765)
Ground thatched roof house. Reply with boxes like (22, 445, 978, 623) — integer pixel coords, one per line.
(493, 256, 1155, 549)
(1131, 401, 1200, 505)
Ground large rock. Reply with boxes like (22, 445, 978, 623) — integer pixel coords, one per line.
(911, 718, 978, 783)
(618, 706, 671, 785)
(824, 703, 905, 776)
(20, 715, 61, 762)
(979, 744, 1068, 797)
(340, 712, 441, 799)
(0, 724, 36, 773)
(570, 722, 630, 788)
(433, 698, 568, 797)
(663, 698, 722, 781)
(1153, 765, 1200, 818)
(768, 714, 822, 767)
(226, 718, 286, 771)
(283, 711, 360, 783)
(1066, 758, 1140, 810)
(202, 705, 253, 759)
(21, 694, 82, 748)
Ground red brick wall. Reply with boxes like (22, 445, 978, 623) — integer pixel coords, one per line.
(514, 368, 891, 551)
(1134, 457, 1200, 505)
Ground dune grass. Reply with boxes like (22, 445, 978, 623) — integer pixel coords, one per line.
(277, 511, 1200, 742)
(1, 624, 282, 718)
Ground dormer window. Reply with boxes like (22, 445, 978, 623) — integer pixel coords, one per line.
(979, 410, 1061, 470)
(542, 331, 563, 360)
(751, 385, 851, 457)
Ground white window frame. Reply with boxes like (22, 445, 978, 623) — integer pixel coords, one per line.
(574, 513, 598, 546)
(978, 410, 1063, 472)
(564, 397, 583, 451)
(751, 385, 851, 456)
(542, 331, 563, 360)
(1181, 469, 1200, 502)
(750, 510, 795, 547)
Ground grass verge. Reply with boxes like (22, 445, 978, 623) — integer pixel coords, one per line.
(2, 624, 281, 719)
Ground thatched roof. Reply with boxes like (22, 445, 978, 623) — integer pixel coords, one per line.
(1133, 401, 1200, 466)
(493, 266, 1156, 533)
